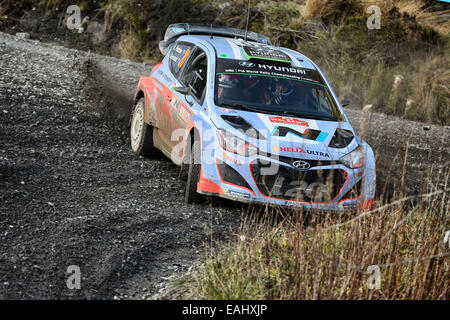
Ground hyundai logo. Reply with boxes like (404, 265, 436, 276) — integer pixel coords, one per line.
(292, 160, 310, 170)
(238, 61, 255, 67)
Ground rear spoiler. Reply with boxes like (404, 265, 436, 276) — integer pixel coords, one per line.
(159, 23, 272, 55)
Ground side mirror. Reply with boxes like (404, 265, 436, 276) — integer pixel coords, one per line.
(174, 86, 190, 95)
(342, 100, 350, 107)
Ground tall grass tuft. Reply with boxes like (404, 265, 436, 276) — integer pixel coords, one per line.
(181, 170, 449, 300)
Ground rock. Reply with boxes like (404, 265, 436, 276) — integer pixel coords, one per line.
(86, 21, 105, 45)
(393, 74, 404, 89)
(362, 104, 373, 112)
(16, 33, 30, 40)
(219, 2, 231, 10)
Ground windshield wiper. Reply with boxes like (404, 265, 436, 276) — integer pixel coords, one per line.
(219, 103, 264, 114)
(281, 111, 336, 121)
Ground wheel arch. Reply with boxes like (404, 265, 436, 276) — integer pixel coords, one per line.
(134, 89, 145, 105)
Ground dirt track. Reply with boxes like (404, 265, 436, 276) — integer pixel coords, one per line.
(0, 32, 448, 299)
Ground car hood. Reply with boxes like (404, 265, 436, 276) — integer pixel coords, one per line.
(211, 107, 358, 160)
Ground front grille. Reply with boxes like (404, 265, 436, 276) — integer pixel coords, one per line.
(276, 156, 338, 168)
(255, 153, 338, 168)
(250, 160, 346, 202)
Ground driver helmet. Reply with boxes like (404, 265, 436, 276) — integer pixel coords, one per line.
(272, 78, 294, 104)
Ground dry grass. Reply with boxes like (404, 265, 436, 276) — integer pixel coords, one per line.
(177, 139, 449, 299)
(395, 0, 450, 36)
(407, 53, 450, 124)
(303, 0, 361, 22)
(180, 173, 449, 299)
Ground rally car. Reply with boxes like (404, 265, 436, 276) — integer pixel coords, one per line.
(130, 23, 376, 211)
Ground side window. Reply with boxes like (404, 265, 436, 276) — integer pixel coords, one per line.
(168, 42, 194, 78)
(179, 48, 208, 102)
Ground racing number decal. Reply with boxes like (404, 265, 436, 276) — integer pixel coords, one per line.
(170, 97, 181, 110)
(169, 95, 192, 126)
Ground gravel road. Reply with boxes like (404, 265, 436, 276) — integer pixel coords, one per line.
(0, 32, 241, 299)
(0, 31, 448, 299)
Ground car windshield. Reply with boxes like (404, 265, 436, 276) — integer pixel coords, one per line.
(214, 59, 343, 121)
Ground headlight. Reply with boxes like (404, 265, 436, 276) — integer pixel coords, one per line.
(340, 145, 365, 168)
(217, 129, 257, 157)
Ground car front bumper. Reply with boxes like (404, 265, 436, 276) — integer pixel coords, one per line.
(197, 147, 376, 212)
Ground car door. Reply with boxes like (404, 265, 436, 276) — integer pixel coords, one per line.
(151, 41, 195, 157)
(165, 45, 209, 163)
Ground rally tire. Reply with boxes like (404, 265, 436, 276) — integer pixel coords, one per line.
(185, 136, 205, 204)
(179, 142, 190, 181)
(130, 98, 155, 157)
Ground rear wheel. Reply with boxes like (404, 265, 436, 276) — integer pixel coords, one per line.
(185, 133, 206, 204)
(130, 98, 155, 156)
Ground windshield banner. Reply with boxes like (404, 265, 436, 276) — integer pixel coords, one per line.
(216, 58, 325, 86)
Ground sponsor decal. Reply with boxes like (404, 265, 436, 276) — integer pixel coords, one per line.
(156, 69, 172, 83)
(269, 116, 308, 127)
(315, 131, 329, 143)
(169, 54, 178, 62)
(306, 150, 330, 158)
(271, 126, 328, 142)
(220, 108, 237, 113)
(257, 64, 306, 74)
(217, 58, 326, 85)
(243, 46, 291, 63)
(170, 97, 180, 110)
(271, 145, 330, 158)
(222, 153, 242, 166)
(177, 49, 191, 68)
(343, 202, 357, 208)
(225, 189, 250, 199)
(272, 145, 305, 154)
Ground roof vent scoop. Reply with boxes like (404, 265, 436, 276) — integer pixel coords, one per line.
(328, 129, 354, 148)
(159, 23, 272, 55)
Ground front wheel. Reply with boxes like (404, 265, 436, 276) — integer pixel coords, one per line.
(185, 134, 206, 204)
(130, 98, 155, 156)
